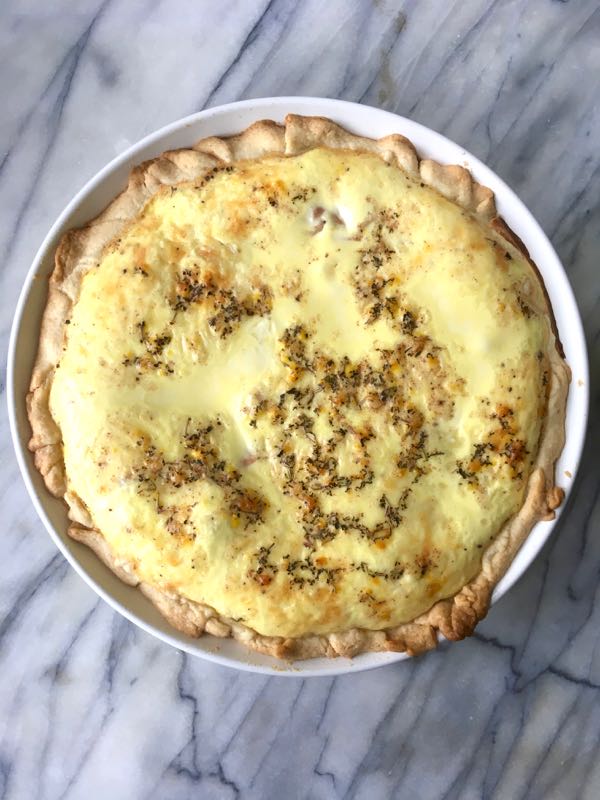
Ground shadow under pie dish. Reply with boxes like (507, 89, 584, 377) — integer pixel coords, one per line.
(26, 113, 570, 661)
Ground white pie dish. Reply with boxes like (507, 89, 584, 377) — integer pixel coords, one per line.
(8, 97, 589, 677)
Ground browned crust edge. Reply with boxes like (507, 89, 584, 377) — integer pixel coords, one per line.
(27, 114, 570, 661)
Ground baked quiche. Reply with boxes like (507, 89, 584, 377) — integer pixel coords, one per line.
(28, 115, 569, 659)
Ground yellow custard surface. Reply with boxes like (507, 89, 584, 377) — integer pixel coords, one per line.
(50, 148, 550, 637)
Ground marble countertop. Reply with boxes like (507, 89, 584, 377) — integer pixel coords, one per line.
(1, 1, 599, 797)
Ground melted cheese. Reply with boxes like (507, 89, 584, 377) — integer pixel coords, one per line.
(50, 149, 550, 637)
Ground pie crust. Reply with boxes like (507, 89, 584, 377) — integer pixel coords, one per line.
(27, 115, 570, 660)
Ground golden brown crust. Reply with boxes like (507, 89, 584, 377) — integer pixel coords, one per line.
(194, 119, 285, 162)
(27, 115, 570, 661)
(420, 160, 496, 220)
(283, 114, 420, 177)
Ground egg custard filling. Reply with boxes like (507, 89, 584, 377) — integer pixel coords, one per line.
(30, 117, 568, 658)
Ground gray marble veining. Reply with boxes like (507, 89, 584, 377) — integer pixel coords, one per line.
(1, 1, 599, 798)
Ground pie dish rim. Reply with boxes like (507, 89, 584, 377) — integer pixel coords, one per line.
(8, 97, 589, 677)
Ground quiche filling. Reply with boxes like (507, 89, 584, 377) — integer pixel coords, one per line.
(50, 148, 550, 638)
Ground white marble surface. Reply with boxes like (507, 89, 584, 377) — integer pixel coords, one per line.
(1, 1, 599, 797)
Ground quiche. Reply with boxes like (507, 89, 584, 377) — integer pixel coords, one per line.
(27, 115, 569, 660)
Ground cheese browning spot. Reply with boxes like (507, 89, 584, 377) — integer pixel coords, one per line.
(169, 266, 273, 337)
(132, 421, 267, 529)
(456, 404, 529, 486)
